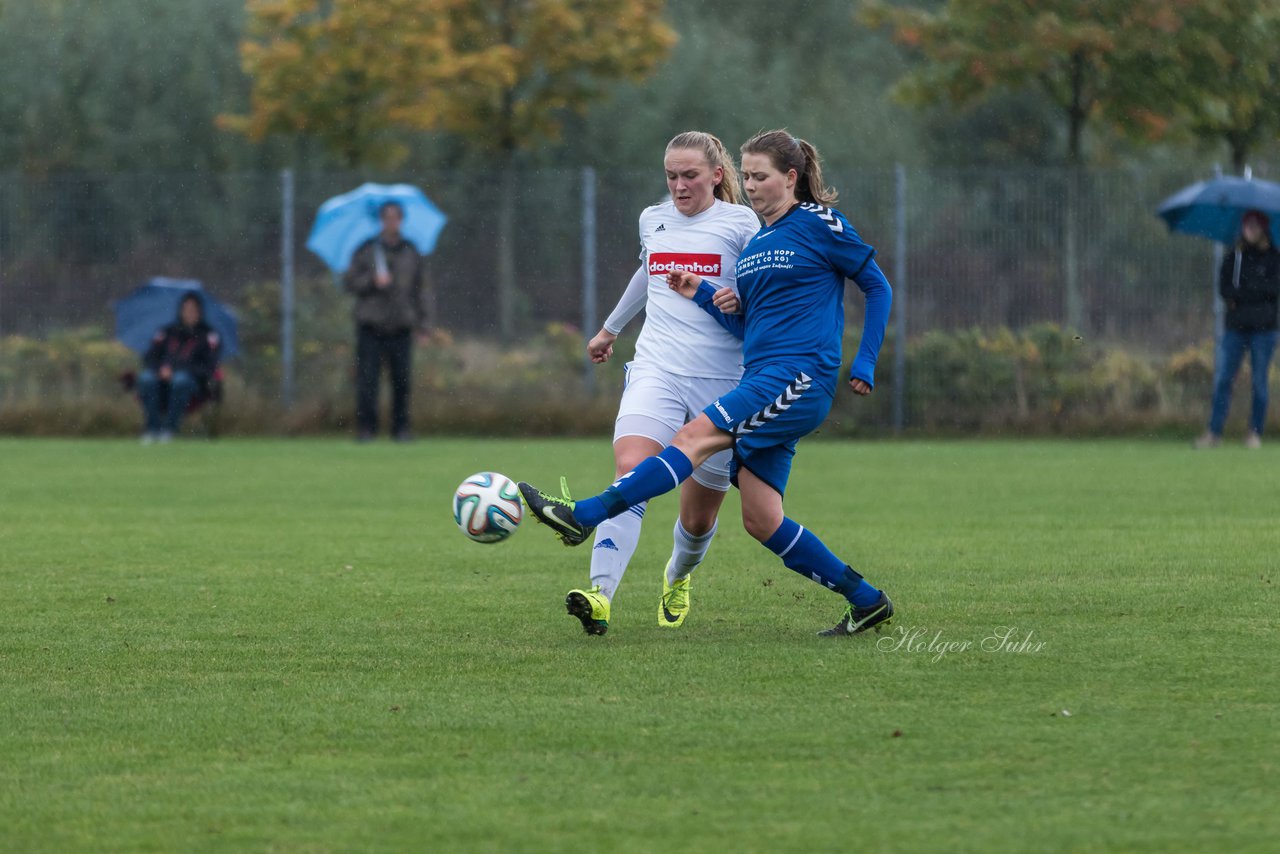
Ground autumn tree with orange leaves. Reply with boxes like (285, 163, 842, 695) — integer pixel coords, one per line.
(227, 0, 676, 333)
(1133, 0, 1280, 174)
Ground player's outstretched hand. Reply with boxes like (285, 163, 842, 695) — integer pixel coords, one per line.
(849, 378, 872, 396)
(711, 287, 740, 314)
(666, 269, 702, 299)
(587, 328, 617, 363)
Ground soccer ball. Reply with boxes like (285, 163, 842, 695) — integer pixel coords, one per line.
(453, 472, 522, 543)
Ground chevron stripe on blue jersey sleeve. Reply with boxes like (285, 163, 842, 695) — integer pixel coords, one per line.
(800, 203, 874, 280)
(800, 202, 844, 234)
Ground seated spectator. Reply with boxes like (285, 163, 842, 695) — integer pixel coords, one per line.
(138, 292, 221, 444)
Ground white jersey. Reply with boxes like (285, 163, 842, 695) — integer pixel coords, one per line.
(633, 198, 760, 379)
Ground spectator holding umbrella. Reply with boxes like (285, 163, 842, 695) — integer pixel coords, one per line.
(343, 200, 436, 442)
(1195, 210, 1280, 449)
(309, 184, 446, 443)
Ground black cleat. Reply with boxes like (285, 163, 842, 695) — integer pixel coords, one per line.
(819, 591, 895, 636)
(516, 478, 595, 547)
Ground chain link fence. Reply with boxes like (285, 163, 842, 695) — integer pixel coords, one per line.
(0, 164, 1239, 434)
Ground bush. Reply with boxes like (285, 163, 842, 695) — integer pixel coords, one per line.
(0, 299, 1267, 437)
(825, 325, 1268, 436)
(0, 283, 628, 436)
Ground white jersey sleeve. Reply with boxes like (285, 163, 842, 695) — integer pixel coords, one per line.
(602, 265, 648, 335)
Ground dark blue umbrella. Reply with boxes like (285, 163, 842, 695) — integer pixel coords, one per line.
(1157, 175, 1280, 245)
(306, 183, 448, 274)
(114, 278, 239, 357)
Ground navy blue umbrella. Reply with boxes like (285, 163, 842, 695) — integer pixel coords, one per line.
(114, 278, 239, 357)
(1157, 175, 1280, 245)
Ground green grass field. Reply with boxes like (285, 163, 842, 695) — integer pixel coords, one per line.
(1, 437, 1276, 852)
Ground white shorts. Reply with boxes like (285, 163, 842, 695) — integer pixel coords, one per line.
(613, 362, 740, 492)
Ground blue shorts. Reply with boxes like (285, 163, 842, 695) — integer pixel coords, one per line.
(702, 365, 833, 496)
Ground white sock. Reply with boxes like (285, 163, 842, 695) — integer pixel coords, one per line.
(666, 518, 717, 585)
(588, 501, 646, 600)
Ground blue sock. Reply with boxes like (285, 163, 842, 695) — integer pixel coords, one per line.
(574, 446, 694, 527)
(762, 518, 881, 607)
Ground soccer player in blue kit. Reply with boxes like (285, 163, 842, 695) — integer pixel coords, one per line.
(519, 130, 894, 635)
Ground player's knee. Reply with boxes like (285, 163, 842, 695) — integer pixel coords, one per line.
(614, 450, 648, 477)
(615, 446, 662, 478)
(680, 506, 718, 537)
(740, 505, 782, 542)
(671, 415, 726, 459)
(741, 514, 772, 542)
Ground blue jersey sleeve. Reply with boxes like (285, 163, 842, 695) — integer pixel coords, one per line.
(849, 258, 892, 387)
(693, 282, 745, 339)
(820, 209, 890, 387)
(823, 211, 876, 280)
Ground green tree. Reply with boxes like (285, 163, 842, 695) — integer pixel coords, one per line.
(0, 0, 252, 173)
(564, 0, 921, 171)
(1120, 0, 1280, 174)
(862, 0, 1190, 165)
(231, 0, 676, 334)
(863, 0, 1187, 332)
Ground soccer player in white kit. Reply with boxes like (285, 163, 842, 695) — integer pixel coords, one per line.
(565, 131, 760, 635)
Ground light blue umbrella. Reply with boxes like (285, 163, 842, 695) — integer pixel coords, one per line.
(306, 183, 448, 273)
(1157, 175, 1280, 245)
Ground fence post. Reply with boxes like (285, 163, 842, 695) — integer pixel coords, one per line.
(281, 168, 296, 411)
(582, 166, 598, 394)
(893, 164, 907, 435)
(1063, 168, 1084, 333)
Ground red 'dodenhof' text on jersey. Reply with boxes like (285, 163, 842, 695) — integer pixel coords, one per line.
(635, 198, 760, 379)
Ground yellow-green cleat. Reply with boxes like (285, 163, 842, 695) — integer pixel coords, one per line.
(566, 585, 610, 636)
(658, 573, 691, 628)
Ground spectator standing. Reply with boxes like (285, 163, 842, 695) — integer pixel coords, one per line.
(343, 201, 435, 442)
(1196, 209, 1280, 449)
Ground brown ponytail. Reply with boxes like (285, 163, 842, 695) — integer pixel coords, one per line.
(740, 129, 838, 206)
(666, 131, 744, 206)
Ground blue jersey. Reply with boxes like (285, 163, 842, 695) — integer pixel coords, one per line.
(693, 202, 891, 394)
